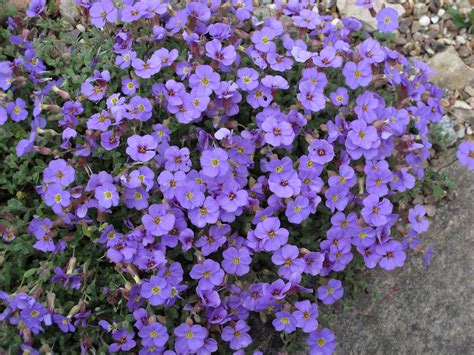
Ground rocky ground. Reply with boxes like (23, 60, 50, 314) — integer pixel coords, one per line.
(328, 158, 474, 354)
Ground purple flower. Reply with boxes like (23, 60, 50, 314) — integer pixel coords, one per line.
(247, 85, 272, 109)
(313, 46, 343, 68)
(200, 148, 230, 177)
(262, 116, 295, 147)
(297, 81, 326, 112)
(0, 106, 7, 125)
(457, 141, 474, 170)
(164, 146, 191, 172)
(408, 205, 429, 233)
(138, 322, 169, 347)
(253, 217, 289, 252)
(261, 75, 289, 90)
(53, 314, 76, 333)
(330, 87, 348, 106)
(303, 252, 324, 276)
(293, 9, 321, 30)
(188, 196, 220, 228)
(293, 300, 319, 333)
(43, 159, 75, 186)
(342, 60, 372, 89)
(216, 181, 248, 213)
(307, 328, 337, 355)
(190, 259, 224, 290)
(140, 276, 171, 306)
(361, 195, 393, 227)
(376, 240, 406, 270)
(176, 183, 205, 209)
(26, 0, 46, 17)
(376, 7, 399, 33)
(205, 39, 237, 66)
(271, 244, 305, 279)
(354, 92, 378, 123)
(189, 65, 220, 95)
(132, 56, 161, 79)
(142, 204, 175, 236)
(286, 196, 311, 224)
(222, 247, 252, 276)
(95, 183, 119, 209)
(273, 311, 297, 333)
(237, 67, 259, 91)
(317, 279, 343, 305)
(7, 98, 28, 122)
(126, 135, 157, 162)
(90, 0, 118, 28)
(221, 320, 252, 350)
(252, 27, 276, 53)
(109, 329, 136, 353)
(174, 323, 208, 352)
(309, 139, 335, 165)
(44, 183, 71, 214)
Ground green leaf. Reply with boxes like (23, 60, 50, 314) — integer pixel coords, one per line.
(23, 268, 37, 278)
(446, 7, 469, 29)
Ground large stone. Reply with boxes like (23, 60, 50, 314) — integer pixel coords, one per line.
(336, 0, 405, 32)
(60, 0, 80, 25)
(427, 46, 474, 90)
(327, 160, 474, 354)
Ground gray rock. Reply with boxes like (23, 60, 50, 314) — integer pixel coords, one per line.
(60, 0, 80, 25)
(413, 3, 428, 18)
(433, 115, 458, 147)
(465, 85, 474, 97)
(336, 0, 405, 32)
(327, 160, 474, 354)
(419, 15, 431, 27)
(427, 46, 474, 90)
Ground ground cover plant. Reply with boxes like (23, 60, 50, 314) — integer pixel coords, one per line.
(1, 0, 472, 353)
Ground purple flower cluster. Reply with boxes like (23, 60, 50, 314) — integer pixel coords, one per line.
(0, 0, 453, 353)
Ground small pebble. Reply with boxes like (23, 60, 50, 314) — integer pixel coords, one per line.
(456, 35, 466, 45)
(431, 15, 440, 24)
(419, 16, 430, 27)
(437, 9, 445, 17)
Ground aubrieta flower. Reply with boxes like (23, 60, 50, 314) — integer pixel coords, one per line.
(43, 159, 75, 186)
(408, 205, 429, 233)
(126, 135, 157, 162)
(90, 0, 118, 29)
(6, 98, 28, 122)
(138, 322, 169, 348)
(273, 311, 297, 333)
(140, 276, 171, 306)
(376, 7, 399, 33)
(361, 195, 393, 227)
(26, 0, 46, 17)
(109, 329, 136, 353)
(342, 61, 372, 89)
(309, 139, 335, 165)
(174, 323, 208, 352)
(43, 183, 71, 214)
(142, 204, 175, 236)
(221, 320, 252, 350)
(190, 259, 224, 290)
(221, 247, 252, 276)
(317, 279, 344, 305)
(293, 300, 319, 333)
(457, 141, 474, 170)
(200, 148, 230, 177)
(375, 240, 406, 270)
(307, 328, 337, 355)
